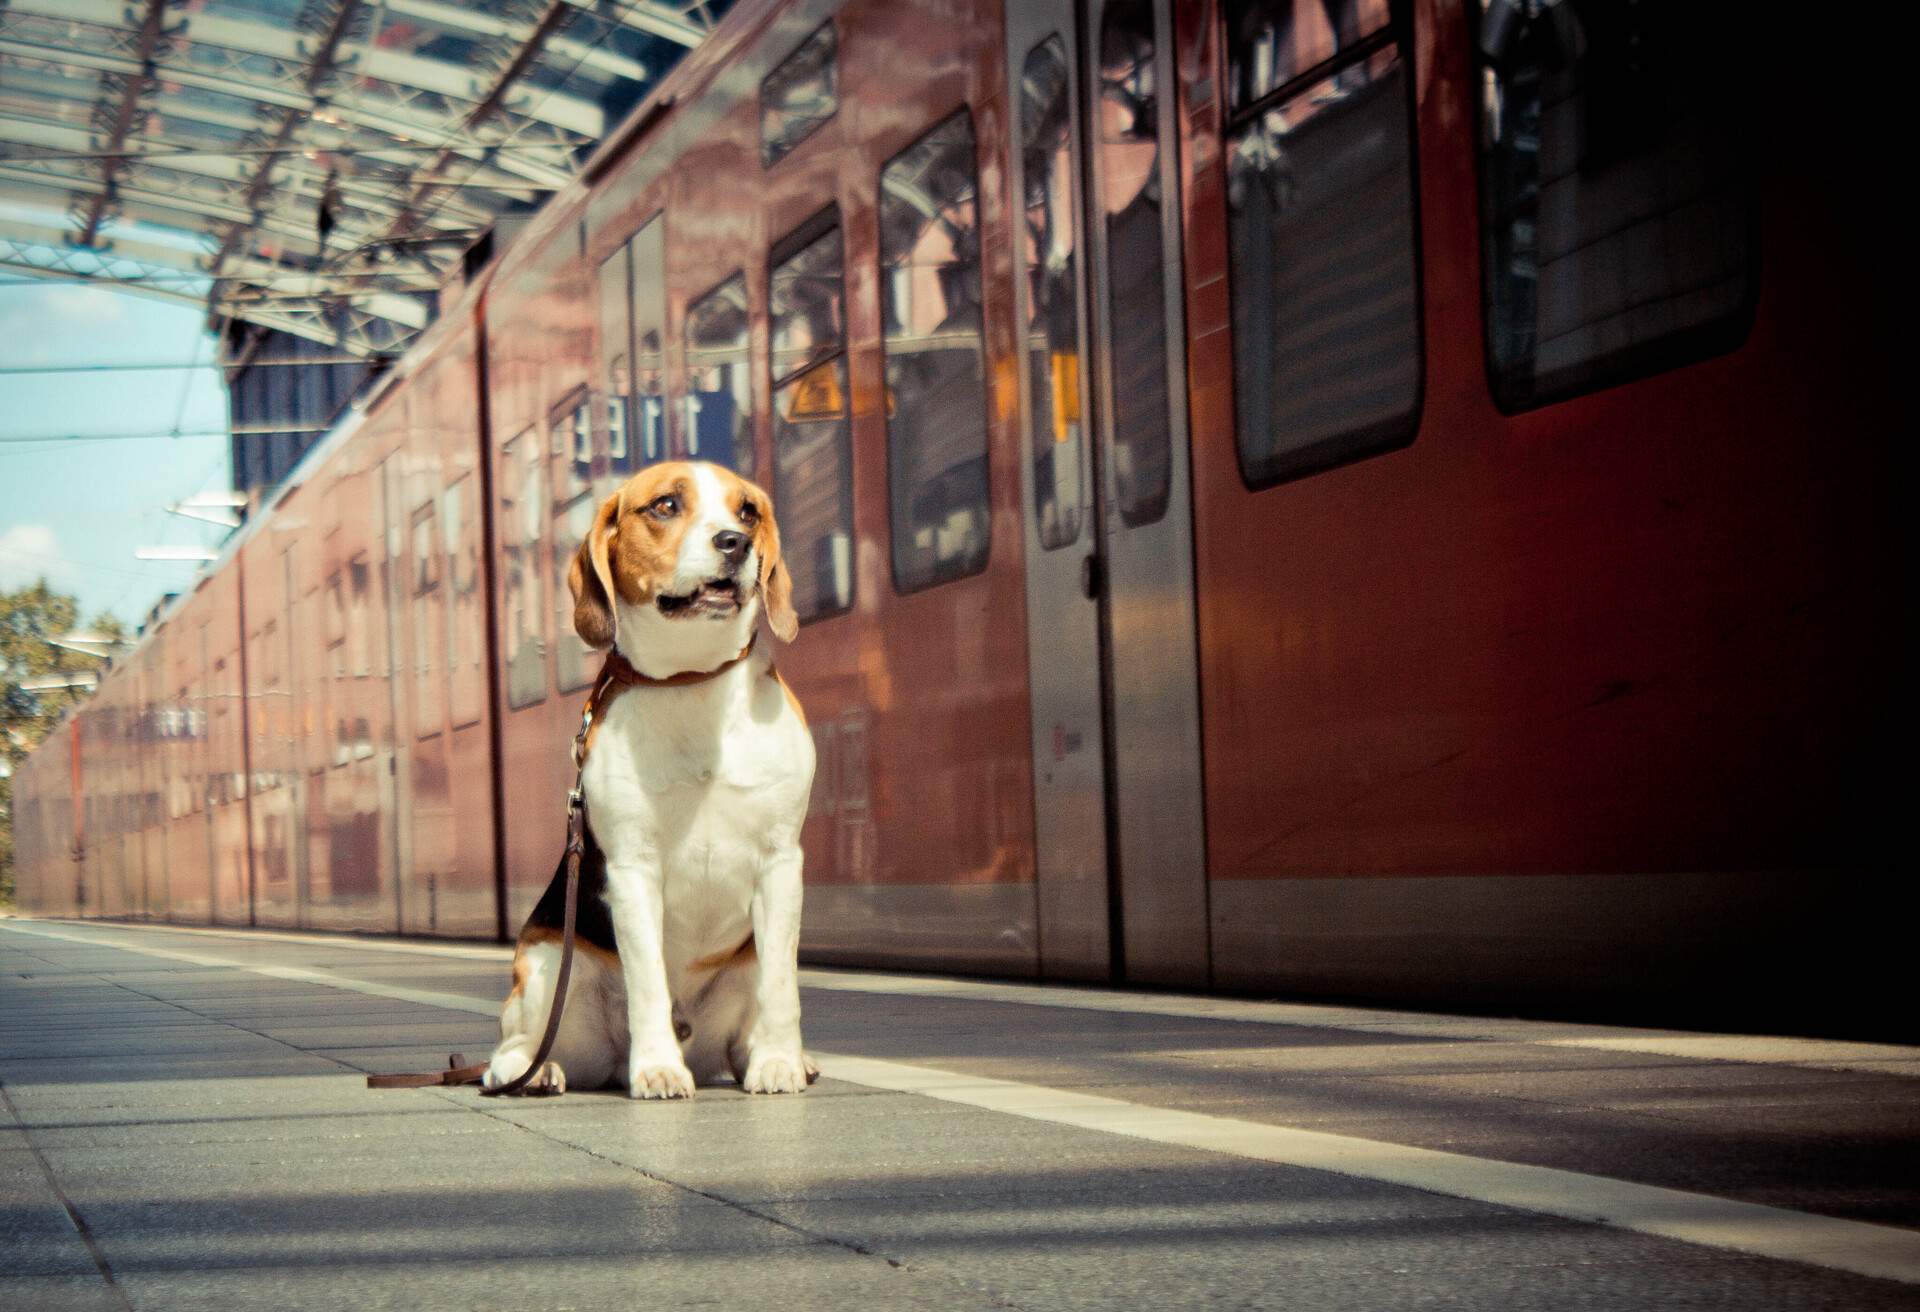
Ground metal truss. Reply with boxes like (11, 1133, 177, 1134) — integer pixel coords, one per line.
(0, 224, 430, 357)
(0, 0, 721, 351)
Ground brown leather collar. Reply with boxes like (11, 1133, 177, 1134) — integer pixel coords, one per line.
(577, 637, 757, 765)
(603, 636, 757, 688)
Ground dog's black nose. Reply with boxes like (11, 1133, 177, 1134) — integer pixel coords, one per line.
(713, 530, 750, 564)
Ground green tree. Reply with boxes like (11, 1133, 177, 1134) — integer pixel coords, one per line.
(1, 580, 120, 908)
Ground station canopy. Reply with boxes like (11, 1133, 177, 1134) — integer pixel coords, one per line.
(0, 0, 729, 358)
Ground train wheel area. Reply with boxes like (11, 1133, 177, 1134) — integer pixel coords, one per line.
(3, 918, 1917, 1311)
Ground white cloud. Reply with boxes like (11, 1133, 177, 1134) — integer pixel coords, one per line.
(40, 283, 128, 324)
(0, 522, 61, 588)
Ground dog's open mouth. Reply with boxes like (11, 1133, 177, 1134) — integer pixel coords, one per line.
(656, 577, 741, 619)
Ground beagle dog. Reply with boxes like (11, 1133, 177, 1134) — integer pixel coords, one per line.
(484, 461, 816, 1098)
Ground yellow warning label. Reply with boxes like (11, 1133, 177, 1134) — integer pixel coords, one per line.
(783, 363, 843, 420)
(1049, 350, 1081, 443)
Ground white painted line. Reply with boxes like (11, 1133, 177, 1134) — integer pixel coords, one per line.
(795, 968, 1920, 1078)
(1544, 1035, 1920, 1070)
(2, 921, 498, 1018)
(817, 1052, 1920, 1286)
(19, 918, 1920, 1077)
(16, 917, 510, 961)
(8, 920, 1918, 1285)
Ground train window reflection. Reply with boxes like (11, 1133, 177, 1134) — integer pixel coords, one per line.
(770, 213, 854, 622)
(596, 246, 632, 489)
(549, 391, 597, 693)
(1097, 0, 1173, 527)
(1225, 0, 1421, 487)
(597, 217, 666, 480)
(879, 109, 991, 593)
(762, 22, 838, 166)
(1227, 0, 1392, 111)
(443, 474, 484, 728)
(628, 217, 668, 467)
(500, 427, 547, 709)
(347, 556, 370, 679)
(325, 568, 345, 679)
(771, 217, 845, 380)
(410, 502, 441, 740)
(685, 273, 754, 478)
(1019, 35, 1086, 551)
(1478, 0, 1757, 409)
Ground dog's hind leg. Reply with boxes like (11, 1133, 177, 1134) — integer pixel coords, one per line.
(484, 935, 623, 1092)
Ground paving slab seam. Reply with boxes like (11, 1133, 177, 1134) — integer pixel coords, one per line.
(0, 1082, 136, 1311)
(22, 918, 1920, 1079)
(9, 919, 1920, 1291)
(441, 1088, 1041, 1312)
(42, 958, 383, 1084)
(4, 932, 377, 1079)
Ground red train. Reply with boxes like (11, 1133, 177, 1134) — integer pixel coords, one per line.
(13, 0, 1905, 1036)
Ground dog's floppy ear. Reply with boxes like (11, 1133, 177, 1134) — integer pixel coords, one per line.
(569, 492, 622, 648)
(748, 480, 798, 643)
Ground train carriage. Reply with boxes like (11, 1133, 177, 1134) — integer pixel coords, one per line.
(12, 0, 1905, 1036)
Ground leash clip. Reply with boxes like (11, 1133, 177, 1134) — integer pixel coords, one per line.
(570, 701, 594, 768)
(563, 788, 586, 856)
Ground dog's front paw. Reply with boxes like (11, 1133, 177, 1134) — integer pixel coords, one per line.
(743, 1049, 812, 1095)
(628, 1053, 695, 1100)
(482, 1053, 567, 1094)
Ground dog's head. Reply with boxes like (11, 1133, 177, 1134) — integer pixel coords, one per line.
(569, 462, 797, 673)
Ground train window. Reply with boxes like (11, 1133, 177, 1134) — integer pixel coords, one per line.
(769, 212, 855, 622)
(1223, 0, 1422, 488)
(596, 245, 633, 485)
(1477, 1, 1757, 409)
(761, 23, 837, 166)
(296, 586, 325, 772)
(346, 556, 371, 678)
(771, 214, 844, 378)
(879, 108, 992, 594)
(550, 391, 598, 693)
(325, 567, 346, 680)
(211, 657, 231, 806)
(1095, 0, 1179, 526)
(443, 473, 484, 728)
(629, 217, 669, 467)
(685, 273, 755, 478)
(410, 502, 442, 740)
(499, 427, 547, 709)
(1019, 35, 1088, 551)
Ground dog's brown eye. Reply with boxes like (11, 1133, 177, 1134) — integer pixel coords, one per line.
(646, 494, 680, 519)
(738, 501, 759, 526)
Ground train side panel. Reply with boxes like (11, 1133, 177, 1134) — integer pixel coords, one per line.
(403, 334, 500, 937)
(1172, 1, 1904, 1021)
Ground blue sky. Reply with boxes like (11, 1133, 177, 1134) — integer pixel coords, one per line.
(0, 281, 234, 631)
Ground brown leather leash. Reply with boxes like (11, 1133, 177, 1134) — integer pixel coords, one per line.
(366, 639, 754, 1096)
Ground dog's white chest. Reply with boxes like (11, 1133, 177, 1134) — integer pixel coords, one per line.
(581, 667, 812, 807)
(577, 659, 813, 949)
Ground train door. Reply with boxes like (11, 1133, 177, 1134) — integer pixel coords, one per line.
(1007, 0, 1211, 986)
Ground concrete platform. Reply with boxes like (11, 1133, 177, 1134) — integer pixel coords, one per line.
(3, 918, 1917, 1311)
